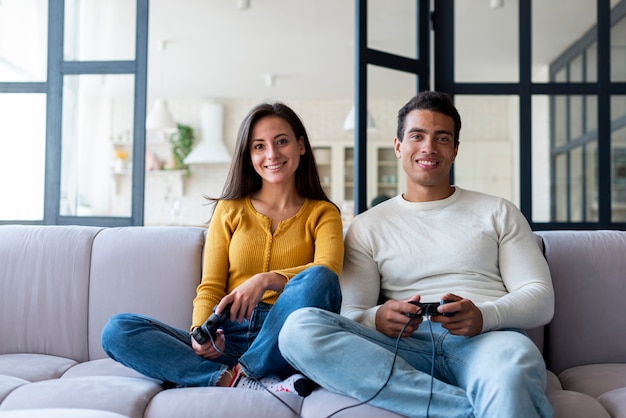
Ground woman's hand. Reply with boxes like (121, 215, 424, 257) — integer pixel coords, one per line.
(191, 329, 225, 359)
(218, 272, 287, 322)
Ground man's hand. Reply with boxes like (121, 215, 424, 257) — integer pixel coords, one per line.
(430, 293, 483, 337)
(191, 329, 225, 359)
(375, 297, 424, 338)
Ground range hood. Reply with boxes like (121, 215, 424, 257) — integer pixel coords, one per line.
(184, 102, 231, 164)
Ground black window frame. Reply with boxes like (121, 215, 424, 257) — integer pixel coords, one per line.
(0, 0, 149, 227)
(355, 0, 626, 230)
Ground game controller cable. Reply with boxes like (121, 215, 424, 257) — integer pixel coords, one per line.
(324, 302, 439, 418)
(193, 304, 306, 418)
(195, 302, 439, 418)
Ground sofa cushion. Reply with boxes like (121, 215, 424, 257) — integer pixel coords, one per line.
(546, 390, 610, 418)
(88, 226, 206, 360)
(597, 387, 626, 418)
(0, 376, 28, 404)
(61, 359, 156, 382)
(0, 376, 161, 418)
(546, 370, 563, 393)
(536, 230, 626, 375)
(558, 364, 626, 398)
(0, 409, 130, 418)
(0, 354, 77, 382)
(299, 388, 405, 417)
(144, 387, 304, 418)
(0, 225, 103, 362)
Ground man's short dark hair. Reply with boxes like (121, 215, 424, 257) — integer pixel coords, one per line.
(396, 91, 462, 145)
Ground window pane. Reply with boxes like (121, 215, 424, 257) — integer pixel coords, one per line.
(586, 42, 597, 82)
(532, 95, 551, 223)
(612, 94, 626, 120)
(64, 0, 136, 61)
(586, 95, 598, 132)
(570, 147, 583, 222)
(367, 65, 416, 206)
(569, 55, 584, 83)
(611, 97, 626, 221)
(455, 2, 518, 82)
(535, 93, 598, 223)
(570, 95, 583, 139)
(534, 0, 596, 83)
(611, 14, 626, 82)
(555, 153, 568, 222)
(554, 96, 567, 147)
(60, 74, 135, 217)
(0, 94, 46, 220)
(368, 0, 417, 60)
(453, 96, 519, 205)
(586, 140, 598, 222)
(0, 0, 47, 82)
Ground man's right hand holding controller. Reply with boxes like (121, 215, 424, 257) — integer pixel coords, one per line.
(376, 293, 477, 338)
(429, 293, 484, 338)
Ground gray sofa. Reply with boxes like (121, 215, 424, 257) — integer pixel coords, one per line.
(0, 225, 625, 418)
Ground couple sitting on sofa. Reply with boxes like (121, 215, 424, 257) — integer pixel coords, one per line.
(102, 91, 555, 418)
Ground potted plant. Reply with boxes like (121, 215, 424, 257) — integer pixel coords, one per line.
(168, 123, 194, 175)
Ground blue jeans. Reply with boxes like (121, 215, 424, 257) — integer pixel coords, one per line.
(278, 308, 553, 418)
(101, 266, 341, 386)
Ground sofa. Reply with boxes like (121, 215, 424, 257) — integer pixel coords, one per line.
(0, 225, 625, 418)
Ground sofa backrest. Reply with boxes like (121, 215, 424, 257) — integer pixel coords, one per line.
(0, 225, 103, 361)
(3, 225, 624, 373)
(88, 226, 206, 359)
(525, 234, 546, 353)
(0, 225, 207, 363)
(537, 230, 626, 375)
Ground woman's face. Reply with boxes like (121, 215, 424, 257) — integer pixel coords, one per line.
(249, 115, 305, 186)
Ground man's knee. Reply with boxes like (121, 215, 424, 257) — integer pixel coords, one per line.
(278, 307, 324, 356)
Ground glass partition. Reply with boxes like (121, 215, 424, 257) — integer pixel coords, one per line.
(611, 96, 626, 221)
(60, 74, 135, 217)
(532, 0, 596, 83)
(367, 0, 416, 59)
(0, 94, 46, 220)
(64, 0, 136, 61)
(453, 95, 520, 205)
(0, 0, 48, 82)
(455, 2, 518, 83)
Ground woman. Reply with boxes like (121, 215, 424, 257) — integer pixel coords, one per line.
(101, 102, 344, 393)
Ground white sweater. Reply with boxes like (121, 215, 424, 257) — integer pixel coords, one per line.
(340, 187, 554, 333)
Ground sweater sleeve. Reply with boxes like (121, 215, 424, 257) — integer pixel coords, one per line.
(476, 200, 555, 332)
(339, 216, 383, 328)
(191, 201, 232, 330)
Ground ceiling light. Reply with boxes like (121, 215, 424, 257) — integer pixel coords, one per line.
(146, 99, 176, 131)
(343, 104, 376, 131)
(237, 0, 250, 10)
(490, 0, 504, 9)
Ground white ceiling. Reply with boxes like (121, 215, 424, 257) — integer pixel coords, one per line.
(146, 0, 611, 101)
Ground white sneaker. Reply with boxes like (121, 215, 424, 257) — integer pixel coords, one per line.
(234, 373, 314, 396)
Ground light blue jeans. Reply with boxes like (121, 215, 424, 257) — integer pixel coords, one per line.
(101, 266, 341, 387)
(278, 308, 553, 418)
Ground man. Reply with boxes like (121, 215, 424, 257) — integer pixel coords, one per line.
(278, 91, 554, 418)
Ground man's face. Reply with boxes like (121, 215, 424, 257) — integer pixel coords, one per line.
(394, 109, 459, 198)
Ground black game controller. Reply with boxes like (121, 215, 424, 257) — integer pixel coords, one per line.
(192, 303, 232, 344)
(407, 300, 455, 317)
